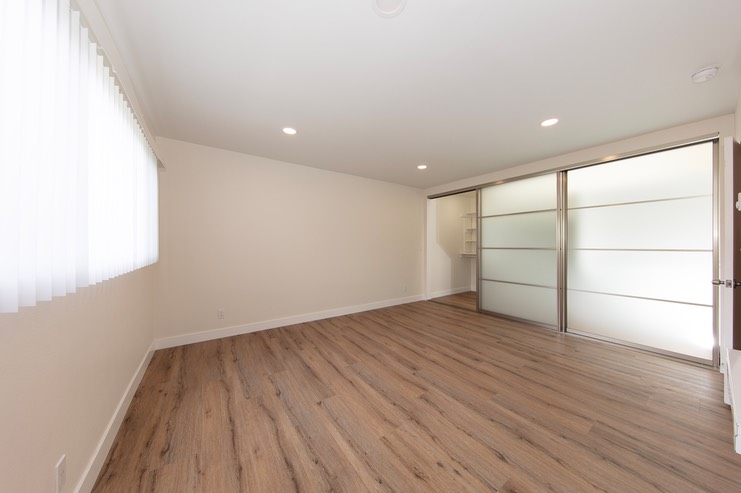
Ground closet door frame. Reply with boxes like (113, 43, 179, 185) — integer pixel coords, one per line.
(469, 134, 720, 366)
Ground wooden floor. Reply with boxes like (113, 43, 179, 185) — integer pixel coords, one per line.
(432, 290, 477, 311)
(93, 301, 741, 493)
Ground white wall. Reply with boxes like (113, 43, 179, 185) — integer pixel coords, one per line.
(427, 192, 476, 298)
(154, 138, 426, 345)
(0, 266, 156, 493)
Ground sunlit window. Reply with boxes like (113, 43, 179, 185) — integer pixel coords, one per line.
(0, 0, 159, 313)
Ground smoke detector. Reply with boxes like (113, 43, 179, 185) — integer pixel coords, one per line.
(373, 0, 407, 18)
(690, 65, 720, 83)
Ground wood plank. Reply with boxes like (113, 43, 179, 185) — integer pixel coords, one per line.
(93, 301, 741, 493)
(431, 291, 477, 311)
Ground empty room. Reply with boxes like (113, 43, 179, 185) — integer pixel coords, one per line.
(3, 1, 741, 492)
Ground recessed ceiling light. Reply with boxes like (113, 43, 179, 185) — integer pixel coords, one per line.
(417, 164, 428, 170)
(373, 0, 407, 18)
(282, 127, 297, 135)
(690, 65, 720, 83)
(541, 118, 559, 127)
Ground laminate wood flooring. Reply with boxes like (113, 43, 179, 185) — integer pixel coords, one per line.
(93, 301, 741, 492)
(431, 291, 477, 311)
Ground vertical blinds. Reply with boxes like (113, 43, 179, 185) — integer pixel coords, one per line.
(0, 0, 159, 313)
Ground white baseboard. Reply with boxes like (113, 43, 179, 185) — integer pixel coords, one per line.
(722, 357, 730, 406)
(427, 286, 471, 300)
(75, 343, 156, 493)
(727, 348, 741, 454)
(154, 294, 426, 350)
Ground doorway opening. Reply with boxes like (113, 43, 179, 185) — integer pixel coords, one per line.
(427, 190, 478, 312)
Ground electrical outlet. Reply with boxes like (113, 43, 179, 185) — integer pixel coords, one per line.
(217, 309, 224, 320)
(56, 454, 66, 493)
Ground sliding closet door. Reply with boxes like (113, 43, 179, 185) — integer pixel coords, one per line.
(567, 142, 715, 361)
(479, 174, 558, 326)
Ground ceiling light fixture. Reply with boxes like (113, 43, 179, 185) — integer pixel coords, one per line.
(373, 0, 407, 18)
(690, 65, 720, 83)
(282, 127, 297, 135)
(541, 118, 559, 127)
(417, 164, 428, 170)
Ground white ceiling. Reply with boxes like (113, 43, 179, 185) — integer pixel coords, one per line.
(94, 0, 741, 189)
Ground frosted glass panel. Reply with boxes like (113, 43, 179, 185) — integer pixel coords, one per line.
(482, 249, 556, 287)
(567, 291, 713, 360)
(481, 212, 557, 248)
(481, 174, 556, 216)
(480, 173, 558, 326)
(566, 141, 714, 362)
(568, 251, 712, 305)
(481, 281, 557, 326)
(568, 143, 712, 208)
(568, 197, 711, 250)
